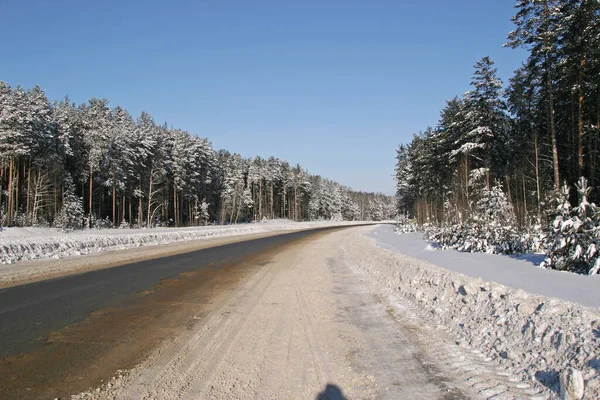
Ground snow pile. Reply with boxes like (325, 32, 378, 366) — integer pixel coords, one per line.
(0, 220, 368, 265)
(351, 231, 600, 399)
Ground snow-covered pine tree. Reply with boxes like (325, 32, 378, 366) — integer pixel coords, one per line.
(542, 177, 600, 274)
(472, 180, 519, 253)
(308, 175, 322, 220)
(455, 57, 507, 195)
(506, 0, 563, 189)
(200, 199, 210, 226)
(54, 174, 84, 231)
(242, 187, 254, 215)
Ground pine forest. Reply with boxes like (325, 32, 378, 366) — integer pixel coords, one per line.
(0, 85, 395, 230)
(395, 0, 600, 274)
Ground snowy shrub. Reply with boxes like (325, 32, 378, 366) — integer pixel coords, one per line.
(32, 216, 50, 228)
(423, 222, 464, 249)
(11, 210, 27, 227)
(394, 214, 418, 234)
(519, 219, 544, 254)
(541, 178, 600, 275)
(330, 212, 344, 222)
(55, 193, 84, 232)
(118, 220, 130, 229)
(395, 221, 418, 234)
(92, 216, 113, 229)
(0, 208, 6, 228)
(200, 199, 210, 225)
(423, 181, 528, 254)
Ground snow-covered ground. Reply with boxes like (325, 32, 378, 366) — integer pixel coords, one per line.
(369, 224, 600, 309)
(352, 226, 600, 399)
(0, 220, 375, 265)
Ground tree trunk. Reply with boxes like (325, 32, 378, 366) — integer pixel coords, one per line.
(258, 180, 262, 220)
(230, 192, 237, 224)
(7, 157, 14, 224)
(294, 187, 297, 221)
(173, 183, 178, 227)
(147, 168, 153, 228)
(0, 163, 4, 222)
(112, 173, 116, 227)
(89, 164, 93, 222)
(590, 98, 600, 189)
(26, 158, 31, 224)
(464, 153, 469, 213)
(548, 77, 560, 189)
(235, 195, 242, 224)
(270, 182, 274, 219)
(15, 160, 20, 224)
(53, 172, 58, 220)
(544, 1, 560, 189)
(506, 174, 512, 208)
(577, 56, 585, 176)
(522, 173, 527, 223)
(138, 196, 143, 227)
(534, 132, 542, 218)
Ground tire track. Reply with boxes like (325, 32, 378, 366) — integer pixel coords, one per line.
(79, 227, 537, 400)
(341, 232, 548, 400)
(116, 254, 284, 399)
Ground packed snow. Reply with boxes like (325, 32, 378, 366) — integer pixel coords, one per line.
(0, 220, 374, 265)
(369, 224, 600, 309)
(352, 226, 600, 399)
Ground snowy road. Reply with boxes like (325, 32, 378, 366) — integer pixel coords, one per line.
(0, 225, 543, 399)
(0, 226, 356, 399)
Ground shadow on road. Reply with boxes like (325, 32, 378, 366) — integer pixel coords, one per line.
(534, 370, 559, 394)
(589, 358, 600, 372)
(315, 384, 347, 400)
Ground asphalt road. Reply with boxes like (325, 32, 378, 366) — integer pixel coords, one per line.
(0, 225, 355, 359)
(0, 223, 538, 400)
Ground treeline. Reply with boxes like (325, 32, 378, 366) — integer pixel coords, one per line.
(396, 0, 600, 226)
(0, 82, 395, 229)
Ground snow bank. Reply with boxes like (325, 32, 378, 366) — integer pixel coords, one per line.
(352, 228, 600, 399)
(371, 225, 600, 309)
(0, 220, 369, 265)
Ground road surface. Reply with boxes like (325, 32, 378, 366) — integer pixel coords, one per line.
(0, 225, 532, 399)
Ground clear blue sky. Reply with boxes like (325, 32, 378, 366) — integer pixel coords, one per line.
(0, 0, 526, 195)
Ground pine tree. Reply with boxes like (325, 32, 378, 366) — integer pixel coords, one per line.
(507, 0, 563, 189)
(541, 177, 600, 274)
(54, 174, 84, 231)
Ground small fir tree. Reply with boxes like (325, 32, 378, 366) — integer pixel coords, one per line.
(542, 178, 600, 274)
(54, 175, 84, 231)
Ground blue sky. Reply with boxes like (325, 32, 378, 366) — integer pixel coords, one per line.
(0, 0, 526, 195)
